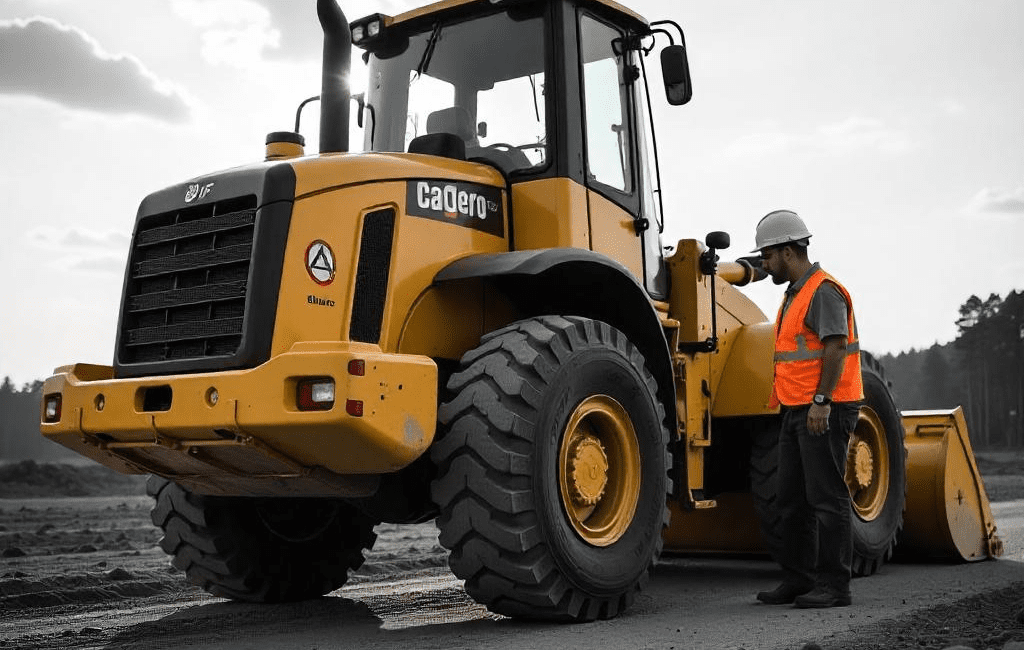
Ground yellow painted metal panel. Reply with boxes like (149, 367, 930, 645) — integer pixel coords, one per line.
(399, 281, 486, 359)
(40, 342, 438, 482)
(382, 185, 510, 353)
(511, 178, 590, 250)
(587, 189, 643, 281)
(712, 322, 776, 417)
(288, 152, 503, 199)
(275, 166, 509, 357)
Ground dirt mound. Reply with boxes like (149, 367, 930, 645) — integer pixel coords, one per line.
(0, 569, 183, 609)
(822, 581, 1024, 650)
(0, 461, 148, 498)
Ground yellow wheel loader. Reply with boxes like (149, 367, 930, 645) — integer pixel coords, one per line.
(40, 0, 1000, 621)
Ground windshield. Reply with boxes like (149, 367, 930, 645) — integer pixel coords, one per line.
(362, 7, 547, 174)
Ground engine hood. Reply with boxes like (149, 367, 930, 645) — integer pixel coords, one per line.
(288, 151, 506, 199)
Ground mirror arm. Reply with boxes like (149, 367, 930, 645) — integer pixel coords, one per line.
(650, 19, 685, 45)
(295, 95, 321, 133)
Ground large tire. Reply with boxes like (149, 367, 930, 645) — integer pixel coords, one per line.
(848, 352, 907, 575)
(148, 476, 377, 602)
(748, 351, 907, 577)
(749, 422, 784, 562)
(431, 316, 670, 621)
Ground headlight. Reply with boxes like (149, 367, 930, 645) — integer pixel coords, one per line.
(43, 394, 62, 422)
(297, 378, 335, 411)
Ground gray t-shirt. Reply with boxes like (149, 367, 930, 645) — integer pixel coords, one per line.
(780, 263, 849, 340)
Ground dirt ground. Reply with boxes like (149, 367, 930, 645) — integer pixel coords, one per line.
(2, 451, 1023, 649)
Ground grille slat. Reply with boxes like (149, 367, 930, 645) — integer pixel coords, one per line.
(133, 243, 252, 279)
(127, 281, 247, 312)
(135, 209, 256, 246)
(118, 195, 258, 365)
(124, 318, 245, 346)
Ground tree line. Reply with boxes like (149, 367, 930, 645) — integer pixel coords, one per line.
(879, 290, 1024, 449)
(0, 378, 80, 461)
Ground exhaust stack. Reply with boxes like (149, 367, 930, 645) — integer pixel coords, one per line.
(317, 0, 351, 154)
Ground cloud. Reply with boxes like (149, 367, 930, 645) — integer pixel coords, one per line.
(0, 16, 191, 122)
(723, 117, 912, 159)
(966, 186, 1024, 215)
(26, 226, 129, 274)
(171, 0, 416, 66)
(65, 255, 126, 274)
(171, 0, 280, 68)
(940, 99, 966, 116)
(28, 226, 130, 252)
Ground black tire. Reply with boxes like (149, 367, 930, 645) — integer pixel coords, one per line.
(148, 476, 377, 602)
(748, 351, 907, 577)
(431, 316, 670, 621)
(749, 422, 784, 562)
(850, 352, 907, 575)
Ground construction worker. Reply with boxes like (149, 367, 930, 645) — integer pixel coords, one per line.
(753, 209, 864, 609)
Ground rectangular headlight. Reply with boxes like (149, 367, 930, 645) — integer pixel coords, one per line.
(297, 379, 335, 411)
(43, 394, 62, 422)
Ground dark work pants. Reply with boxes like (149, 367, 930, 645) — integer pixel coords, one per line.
(776, 402, 860, 595)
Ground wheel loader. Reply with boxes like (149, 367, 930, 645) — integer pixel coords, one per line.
(39, 0, 1001, 621)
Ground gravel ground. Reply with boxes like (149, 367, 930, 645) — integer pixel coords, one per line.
(799, 451, 1024, 650)
(813, 582, 1024, 650)
(2, 451, 1023, 650)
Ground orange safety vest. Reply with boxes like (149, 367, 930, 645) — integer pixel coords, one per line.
(771, 268, 864, 407)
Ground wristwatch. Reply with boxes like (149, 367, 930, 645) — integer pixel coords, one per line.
(813, 394, 832, 406)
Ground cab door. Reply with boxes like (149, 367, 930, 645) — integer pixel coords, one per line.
(578, 10, 667, 299)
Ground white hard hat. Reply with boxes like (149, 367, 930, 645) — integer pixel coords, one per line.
(752, 209, 812, 252)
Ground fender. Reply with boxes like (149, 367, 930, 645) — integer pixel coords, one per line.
(434, 249, 675, 426)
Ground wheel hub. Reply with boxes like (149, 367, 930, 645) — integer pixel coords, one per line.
(845, 406, 891, 522)
(569, 436, 609, 506)
(851, 440, 874, 490)
(558, 395, 641, 547)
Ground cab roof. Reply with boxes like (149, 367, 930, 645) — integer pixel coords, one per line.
(384, 0, 648, 29)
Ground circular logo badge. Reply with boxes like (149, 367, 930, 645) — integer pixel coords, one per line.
(305, 240, 336, 286)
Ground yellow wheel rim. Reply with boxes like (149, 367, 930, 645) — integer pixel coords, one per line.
(558, 395, 641, 547)
(845, 406, 890, 521)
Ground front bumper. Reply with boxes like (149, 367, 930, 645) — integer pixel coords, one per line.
(40, 342, 437, 496)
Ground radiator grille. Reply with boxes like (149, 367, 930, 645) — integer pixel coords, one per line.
(118, 196, 257, 364)
(349, 208, 396, 343)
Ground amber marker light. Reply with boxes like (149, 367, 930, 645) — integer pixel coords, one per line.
(43, 394, 62, 422)
(297, 379, 335, 411)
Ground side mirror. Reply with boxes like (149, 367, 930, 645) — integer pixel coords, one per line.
(700, 231, 730, 275)
(661, 44, 692, 106)
(705, 231, 730, 250)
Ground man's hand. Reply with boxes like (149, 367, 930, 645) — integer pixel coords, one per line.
(807, 403, 831, 435)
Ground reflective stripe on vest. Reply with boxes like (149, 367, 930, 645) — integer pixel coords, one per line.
(771, 268, 864, 407)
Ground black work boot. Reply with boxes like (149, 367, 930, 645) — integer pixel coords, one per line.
(793, 587, 852, 608)
(756, 582, 814, 605)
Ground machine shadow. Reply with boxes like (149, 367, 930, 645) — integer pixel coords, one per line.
(103, 595, 384, 648)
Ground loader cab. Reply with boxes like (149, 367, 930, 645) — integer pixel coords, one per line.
(352, 0, 690, 299)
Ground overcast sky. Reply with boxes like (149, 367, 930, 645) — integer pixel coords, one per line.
(1, 0, 1022, 386)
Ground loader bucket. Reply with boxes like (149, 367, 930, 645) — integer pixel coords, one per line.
(899, 408, 1003, 561)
